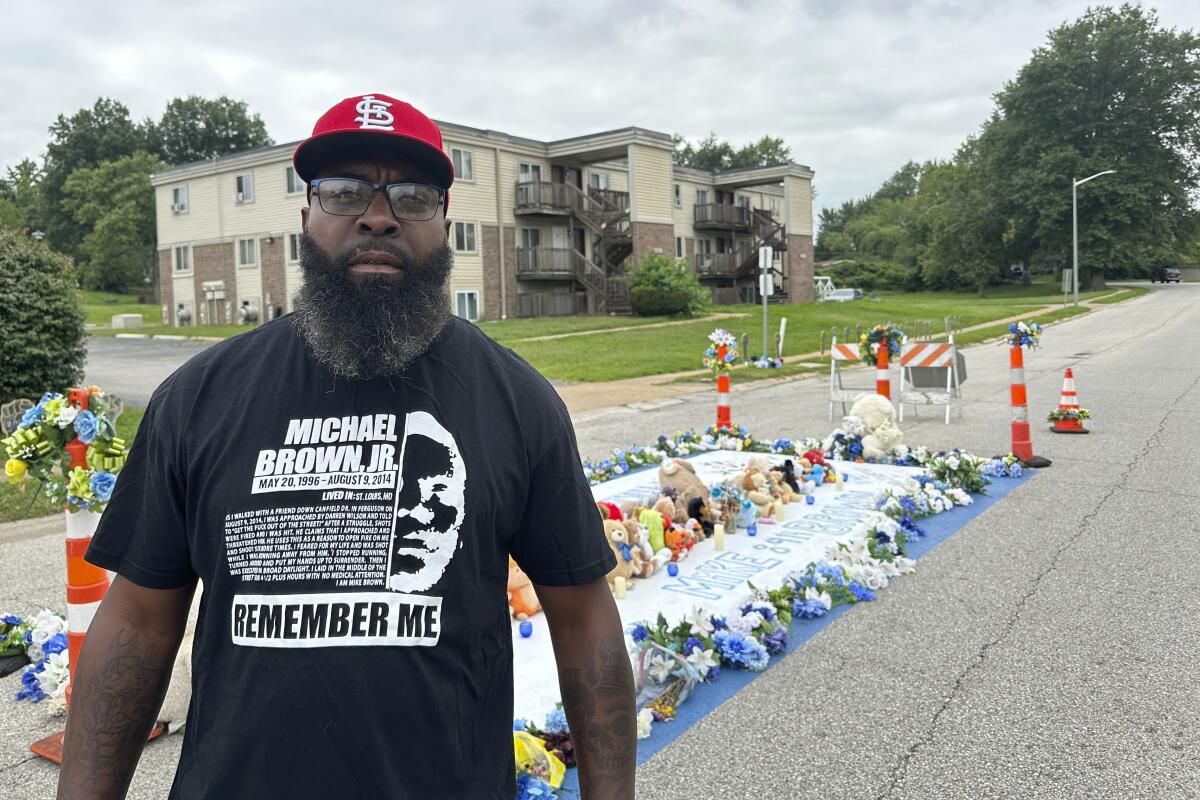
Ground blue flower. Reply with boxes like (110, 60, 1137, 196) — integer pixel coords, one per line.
(1010, 464, 1023, 478)
(705, 665, 721, 682)
(709, 615, 728, 631)
(848, 441, 863, 457)
(516, 772, 557, 799)
(18, 406, 43, 429)
(1, 614, 20, 626)
(631, 623, 650, 644)
(739, 601, 775, 622)
(513, 718, 529, 731)
(89, 471, 117, 503)
(761, 627, 788, 655)
(683, 637, 703, 655)
(42, 633, 67, 657)
(713, 630, 769, 671)
(543, 707, 569, 734)
(74, 411, 99, 445)
(792, 598, 828, 619)
(849, 582, 876, 602)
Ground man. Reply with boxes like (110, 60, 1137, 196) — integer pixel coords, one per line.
(59, 93, 635, 799)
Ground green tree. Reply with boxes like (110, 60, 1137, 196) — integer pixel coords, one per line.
(62, 152, 164, 291)
(150, 96, 273, 165)
(0, 159, 44, 232)
(40, 98, 151, 256)
(628, 252, 709, 315)
(918, 148, 1007, 295)
(673, 133, 791, 171)
(0, 229, 86, 401)
(0, 199, 24, 231)
(979, 4, 1200, 276)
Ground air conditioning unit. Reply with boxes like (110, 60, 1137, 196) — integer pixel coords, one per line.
(170, 203, 183, 213)
(236, 192, 245, 202)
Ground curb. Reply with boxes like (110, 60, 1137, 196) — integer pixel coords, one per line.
(101, 334, 223, 343)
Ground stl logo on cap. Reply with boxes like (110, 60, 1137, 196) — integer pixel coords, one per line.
(354, 95, 395, 131)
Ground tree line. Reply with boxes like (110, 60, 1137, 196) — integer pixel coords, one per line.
(815, 5, 1200, 295)
(0, 97, 272, 292)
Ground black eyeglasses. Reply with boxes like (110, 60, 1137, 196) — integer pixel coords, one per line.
(310, 178, 445, 221)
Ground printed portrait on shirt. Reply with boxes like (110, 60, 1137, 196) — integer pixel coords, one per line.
(387, 411, 465, 593)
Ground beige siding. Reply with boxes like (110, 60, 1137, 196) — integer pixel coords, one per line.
(628, 144, 673, 223)
(784, 175, 814, 236)
(158, 178, 222, 245)
(499, 151, 547, 221)
(443, 141, 499, 225)
(671, 179, 708, 237)
(219, 165, 308, 240)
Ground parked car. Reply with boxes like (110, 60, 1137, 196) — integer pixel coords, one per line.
(1150, 267, 1181, 283)
(821, 288, 861, 303)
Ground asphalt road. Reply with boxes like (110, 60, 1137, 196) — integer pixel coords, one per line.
(83, 336, 215, 406)
(3, 282, 1196, 797)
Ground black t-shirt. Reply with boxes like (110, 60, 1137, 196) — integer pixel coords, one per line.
(87, 315, 614, 799)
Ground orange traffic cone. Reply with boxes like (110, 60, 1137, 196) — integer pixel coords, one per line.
(1049, 368, 1089, 434)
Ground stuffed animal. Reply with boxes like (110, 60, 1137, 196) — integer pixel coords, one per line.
(738, 466, 778, 519)
(508, 557, 542, 620)
(735, 497, 757, 530)
(596, 501, 623, 521)
(603, 520, 641, 588)
(623, 518, 671, 577)
(659, 458, 710, 518)
(653, 496, 677, 535)
(686, 496, 714, 540)
(664, 523, 696, 561)
(774, 459, 801, 494)
(849, 394, 905, 461)
(639, 506, 666, 552)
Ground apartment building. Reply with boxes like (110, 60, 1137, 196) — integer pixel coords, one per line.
(151, 121, 814, 326)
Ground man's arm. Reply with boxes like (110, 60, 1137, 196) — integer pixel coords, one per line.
(58, 575, 195, 800)
(537, 577, 635, 800)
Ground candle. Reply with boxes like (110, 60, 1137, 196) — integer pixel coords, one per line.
(519, 621, 533, 638)
(806, 495, 815, 505)
(835, 472, 845, 492)
(667, 563, 679, 577)
(747, 521, 758, 537)
(614, 576, 626, 599)
(714, 523, 725, 551)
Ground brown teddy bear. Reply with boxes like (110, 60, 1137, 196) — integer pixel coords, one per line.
(659, 458, 711, 521)
(603, 519, 641, 588)
(738, 467, 779, 519)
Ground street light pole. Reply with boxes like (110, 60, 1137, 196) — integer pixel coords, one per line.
(1071, 169, 1116, 307)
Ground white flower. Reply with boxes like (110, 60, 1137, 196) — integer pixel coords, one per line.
(636, 708, 654, 739)
(896, 557, 917, 574)
(736, 611, 764, 633)
(946, 456, 960, 471)
(689, 607, 714, 637)
(32, 610, 66, 637)
(47, 683, 68, 717)
(56, 406, 78, 428)
(686, 647, 719, 679)
(27, 643, 44, 664)
(804, 587, 832, 610)
(39, 651, 70, 694)
(647, 653, 674, 684)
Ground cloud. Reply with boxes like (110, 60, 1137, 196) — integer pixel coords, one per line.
(2, 0, 1198, 222)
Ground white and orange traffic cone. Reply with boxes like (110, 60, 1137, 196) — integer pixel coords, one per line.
(1049, 368, 1089, 434)
(875, 336, 891, 400)
(1009, 345, 1052, 467)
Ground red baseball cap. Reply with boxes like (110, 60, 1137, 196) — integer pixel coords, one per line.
(293, 93, 455, 196)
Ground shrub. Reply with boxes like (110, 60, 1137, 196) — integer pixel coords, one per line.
(630, 286, 690, 316)
(628, 252, 709, 316)
(0, 229, 86, 401)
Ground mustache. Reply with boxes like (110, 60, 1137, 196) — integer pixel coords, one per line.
(333, 241, 417, 271)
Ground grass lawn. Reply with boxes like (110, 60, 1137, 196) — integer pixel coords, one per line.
(1090, 287, 1150, 304)
(80, 290, 157, 327)
(88, 323, 248, 340)
(0, 407, 146, 524)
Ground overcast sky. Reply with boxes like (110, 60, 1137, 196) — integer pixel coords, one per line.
(3, 1, 1198, 220)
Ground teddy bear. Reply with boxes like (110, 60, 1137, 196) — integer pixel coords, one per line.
(623, 518, 671, 578)
(659, 458, 711, 519)
(686, 496, 714, 540)
(508, 557, 541, 620)
(603, 519, 641, 588)
(664, 523, 696, 561)
(738, 465, 779, 520)
(848, 393, 905, 461)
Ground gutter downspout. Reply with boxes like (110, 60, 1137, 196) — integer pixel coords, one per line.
(494, 146, 507, 319)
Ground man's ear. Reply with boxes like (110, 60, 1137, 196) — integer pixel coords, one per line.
(444, 217, 451, 239)
(301, 205, 309, 229)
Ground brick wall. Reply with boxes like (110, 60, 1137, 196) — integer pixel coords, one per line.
(787, 233, 814, 303)
(500, 226, 519, 319)
(481, 224, 503, 321)
(194, 242, 235, 324)
(631, 222, 674, 266)
(260, 237, 287, 320)
(157, 250, 174, 324)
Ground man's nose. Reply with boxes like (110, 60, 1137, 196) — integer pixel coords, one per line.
(357, 188, 399, 236)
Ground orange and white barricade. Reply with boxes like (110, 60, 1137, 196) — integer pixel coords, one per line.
(898, 338, 962, 424)
(828, 338, 866, 419)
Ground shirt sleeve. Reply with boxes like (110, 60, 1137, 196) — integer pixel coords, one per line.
(509, 393, 615, 587)
(85, 390, 195, 589)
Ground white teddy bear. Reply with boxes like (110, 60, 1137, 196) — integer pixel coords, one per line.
(848, 394, 905, 461)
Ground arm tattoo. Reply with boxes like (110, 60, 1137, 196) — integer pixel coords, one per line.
(559, 630, 636, 799)
(60, 626, 170, 797)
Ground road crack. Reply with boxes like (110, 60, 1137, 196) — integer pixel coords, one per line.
(874, 366, 1200, 800)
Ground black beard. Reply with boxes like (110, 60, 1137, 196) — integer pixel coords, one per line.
(291, 233, 453, 379)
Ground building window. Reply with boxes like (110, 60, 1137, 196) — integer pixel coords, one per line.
(589, 172, 609, 190)
(673, 184, 681, 207)
(288, 233, 301, 263)
(235, 173, 254, 203)
(237, 237, 257, 267)
(455, 291, 479, 322)
(675, 236, 684, 259)
(173, 245, 191, 272)
(696, 189, 709, 206)
(520, 228, 541, 248)
(286, 167, 305, 194)
(695, 239, 712, 257)
(451, 148, 474, 181)
(518, 163, 542, 184)
(769, 197, 781, 217)
(171, 186, 188, 213)
(453, 221, 477, 253)
(736, 195, 751, 209)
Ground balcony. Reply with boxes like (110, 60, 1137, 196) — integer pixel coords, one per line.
(693, 203, 751, 231)
(514, 181, 576, 216)
(516, 246, 577, 280)
(694, 250, 749, 278)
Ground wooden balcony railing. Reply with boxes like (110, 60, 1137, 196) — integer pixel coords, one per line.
(694, 250, 748, 277)
(694, 203, 751, 229)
